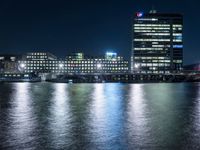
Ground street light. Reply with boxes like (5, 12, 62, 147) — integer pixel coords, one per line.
(134, 63, 140, 74)
(59, 63, 64, 69)
(58, 63, 64, 74)
(18, 63, 26, 72)
(20, 63, 26, 68)
(134, 63, 139, 69)
(97, 63, 102, 69)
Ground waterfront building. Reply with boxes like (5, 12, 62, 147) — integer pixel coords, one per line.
(131, 10, 183, 74)
(0, 54, 21, 73)
(18, 52, 128, 74)
(184, 63, 200, 72)
(18, 52, 60, 73)
(64, 52, 128, 74)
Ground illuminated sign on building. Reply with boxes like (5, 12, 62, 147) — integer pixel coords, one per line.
(136, 12, 144, 17)
(173, 45, 183, 48)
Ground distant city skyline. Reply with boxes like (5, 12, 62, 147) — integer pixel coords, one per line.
(0, 0, 199, 64)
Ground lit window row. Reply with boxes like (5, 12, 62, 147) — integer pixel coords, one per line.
(134, 57, 166, 60)
(173, 60, 182, 63)
(173, 25, 182, 27)
(141, 33, 170, 36)
(134, 27, 170, 30)
(152, 45, 170, 48)
(138, 60, 171, 63)
(137, 63, 170, 67)
(134, 30, 170, 33)
(134, 48, 163, 50)
(173, 27, 182, 30)
(173, 39, 182, 42)
(135, 18, 158, 21)
(134, 24, 170, 27)
(134, 39, 170, 42)
(173, 33, 182, 36)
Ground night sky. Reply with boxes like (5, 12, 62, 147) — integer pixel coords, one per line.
(0, 0, 199, 64)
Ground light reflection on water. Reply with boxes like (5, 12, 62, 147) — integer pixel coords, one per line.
(49, 83, 71, 148)
(127, 84, 150, 147)
(1, 83, 200, 149)
(7, 83, 36, 149)
(90, 84, 126, 149)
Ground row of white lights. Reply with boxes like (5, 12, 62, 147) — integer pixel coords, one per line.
(19, 63, 102, 69)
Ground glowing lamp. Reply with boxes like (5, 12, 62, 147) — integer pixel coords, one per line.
(20, 63, 26, 68)
(59, 64, 64, 68)
(97, 64, 102, 69)
(134, 63, 139, 69)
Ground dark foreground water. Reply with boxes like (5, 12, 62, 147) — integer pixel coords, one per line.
(1, 83, 200, 150)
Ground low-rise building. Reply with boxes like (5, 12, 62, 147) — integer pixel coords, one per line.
(18, 52, 129, 74)
(0, 54, 22, 73)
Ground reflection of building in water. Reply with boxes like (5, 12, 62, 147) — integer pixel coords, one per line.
(0, 55, 22, 73)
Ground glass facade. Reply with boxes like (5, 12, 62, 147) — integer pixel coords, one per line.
(131, 11, 183, 74)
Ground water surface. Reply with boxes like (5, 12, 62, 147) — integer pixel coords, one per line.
(1, 82, 200, 149)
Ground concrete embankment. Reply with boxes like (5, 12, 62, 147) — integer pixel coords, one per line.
(46, 73, 199, 83)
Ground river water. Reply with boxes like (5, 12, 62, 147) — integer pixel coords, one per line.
(0, 82, 200, 149)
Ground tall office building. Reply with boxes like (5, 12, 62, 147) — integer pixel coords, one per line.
(131, 10, 183, 74)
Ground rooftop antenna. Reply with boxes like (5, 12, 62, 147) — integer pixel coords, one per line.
(150, 5, 157, 14)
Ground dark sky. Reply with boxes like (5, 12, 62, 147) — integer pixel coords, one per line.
(0, 0, 199, 64)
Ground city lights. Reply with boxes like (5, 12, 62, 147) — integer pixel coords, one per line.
(13, 52, 128, 74)
(20, 63, 26, 68)
(132, 11, 183, 74)
(97, 63, 102, 69)
(134, 63, 139, 69)
(59, 63, 64, 68)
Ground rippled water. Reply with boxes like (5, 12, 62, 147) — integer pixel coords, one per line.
(1, 82, 200, 149)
